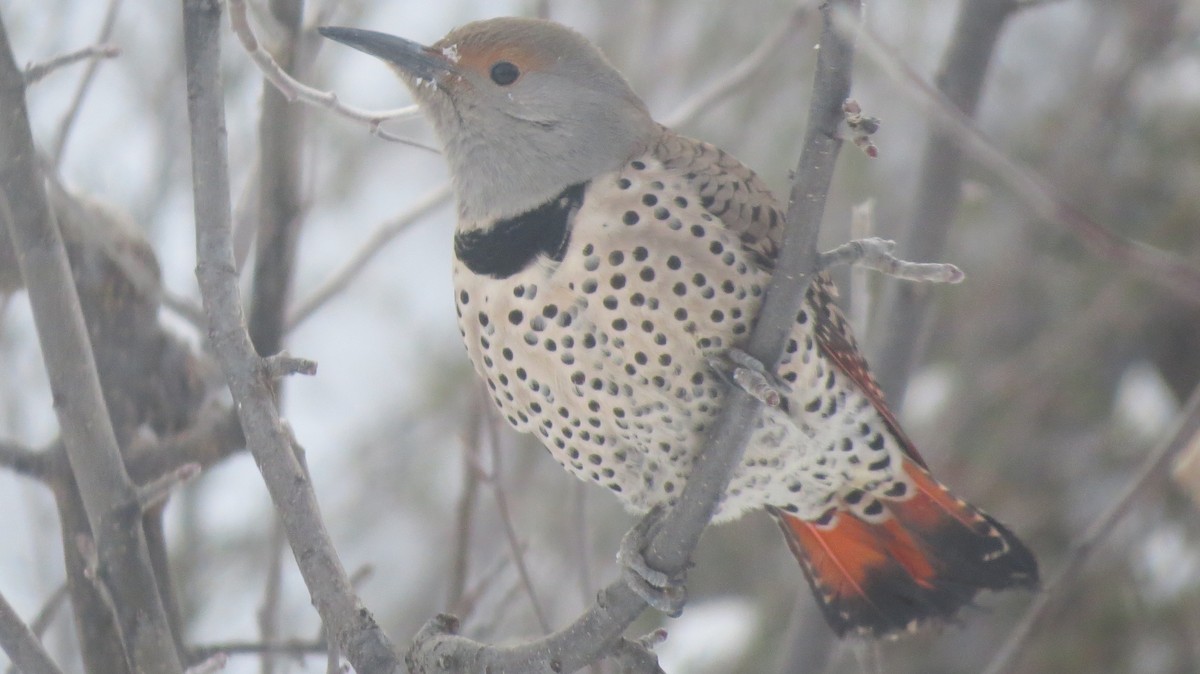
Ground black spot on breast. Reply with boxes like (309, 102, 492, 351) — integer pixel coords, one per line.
(454, 182, 586, 278)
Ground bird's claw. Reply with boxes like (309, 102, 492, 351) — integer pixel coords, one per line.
(707, 347, 789, 407)
(618, 505, 687, 616)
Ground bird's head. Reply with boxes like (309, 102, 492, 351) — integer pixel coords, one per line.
(320, 18, 658, 222)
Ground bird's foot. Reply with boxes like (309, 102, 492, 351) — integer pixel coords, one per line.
(708, 347, 789, 407)
(618, 505, 687, 616)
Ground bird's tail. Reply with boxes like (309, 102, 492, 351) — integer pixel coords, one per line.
(770, 458, 1038, 638)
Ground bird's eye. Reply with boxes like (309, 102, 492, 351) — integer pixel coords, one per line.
(490, 61, 520, 86)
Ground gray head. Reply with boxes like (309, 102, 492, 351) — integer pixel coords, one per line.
(320, 18, 659, 222)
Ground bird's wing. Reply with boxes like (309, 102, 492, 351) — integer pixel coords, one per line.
(653, 128, 927, 468)
(653, 129, 783, 267)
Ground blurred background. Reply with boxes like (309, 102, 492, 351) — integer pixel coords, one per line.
(2, 0, 1199, 672)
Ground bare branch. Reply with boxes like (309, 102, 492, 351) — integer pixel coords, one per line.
(0, 17, 183, 671)
(859, 0, 1020, 406)
(189, 638, 326, 662)
(0, 439, 53, 481)
(857, 6, 1200, 408)
(262, 352, 318, 378)
(50, 0, 122, 167)
(249, 0, 307, 368)
(287, 183, 452, 331)
(161, 289, 209, 329)
(661, 2, 812, 129)
(448, 396, 486, 614)
(125, 405, 245, 483)
(818, 237, 964, 283)
(226, 0, 434, 151)
(480, 409, 552, 634)
(0, 590, 63, 674)
(24, 43, 120, 85)
(983, 383, 1200, 674)
(405, 2, 861, 671)
(136, 463, 201, 511)
(180, 1, 400, 671)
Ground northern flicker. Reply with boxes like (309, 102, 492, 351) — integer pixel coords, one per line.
(320, 17, 1038, 638)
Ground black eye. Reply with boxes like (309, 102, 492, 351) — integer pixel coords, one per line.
(490, 61, 520, 86)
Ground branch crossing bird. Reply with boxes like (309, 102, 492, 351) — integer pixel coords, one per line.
(319, 17, 1038, 638)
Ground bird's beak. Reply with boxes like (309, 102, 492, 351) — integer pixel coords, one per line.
(318, 26, 456, 82)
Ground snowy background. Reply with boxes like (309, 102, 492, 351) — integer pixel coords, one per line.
(2, 0, 1199, 672)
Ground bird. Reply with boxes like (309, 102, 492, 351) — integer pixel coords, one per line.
(319, 17, 1038, 638)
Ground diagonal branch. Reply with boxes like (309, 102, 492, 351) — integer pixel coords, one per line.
(23, 43, 120, 85)
(661, 1, 813, 129)
(0, 15, 183, 673)
(858, 2, 1200, 407)
(179, 1, 400, 671)
(226, 0, 432, 150)
(982, 383, 1200, 674)
(864, 0, 1021, 406)
(403, 2, 861, 672)
(0, 439, 53, 481)
(287, 182, 452, 331)
(0, 590, 63, 674)
(49, 0, 123, 167)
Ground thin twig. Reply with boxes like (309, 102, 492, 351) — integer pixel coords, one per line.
(135, 463, 201, 511)
(479, 407, 552, 634)
(448, 396, 485, 613)
(661, 1, 812, 129)
(846, 200, 874, 335)
(982, 384, 1200, 674)
(287, 183, 452, 331)
(0, 440, 52, 481)
(1, 584, 70, 674)
(226, 0, 433, 151)
(190, 638, 326, 662)
(180, 1, 400, 671)
(125, 405, 245, 483)
(0, 590, 63, 674)
(50, 0, 123, 167)
(161, 289, 209, 329)
(262, 352, 318, 378)
(24, 43, 120, 85)
(855, 14, 1200, 308)
(818, 237, 964, 283)
(258, 517, 288, 674)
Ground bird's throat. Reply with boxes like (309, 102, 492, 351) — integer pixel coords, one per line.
(453, 182, 586, 279)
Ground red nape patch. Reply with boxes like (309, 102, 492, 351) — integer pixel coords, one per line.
(770, 460, 1038, 638)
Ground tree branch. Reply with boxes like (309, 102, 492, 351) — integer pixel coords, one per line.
(404, 2, 861, 671)
(226, 0, 433, 150)
(0, 590, 63, 674)
(179, 1, 400, 671)
(23, 43, 120, 85)
(661, 1, 812, 129)
(286, 183, 452, 331)
(866, 0, 1020, 406)
(0, 15, 183, 673)
(861, 1, 1200, 406)
(982, 382, 1200, 674)
(49, 0, 122, 167)
(0, 439, 53, 481)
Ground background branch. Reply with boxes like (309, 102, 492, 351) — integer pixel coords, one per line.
(983, 383, 1200, 674)
(868, 0, 1020, 405)
(179, 1, 400, 671)
(0, 15, 183, 673)
(0, 591, 62, 674)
